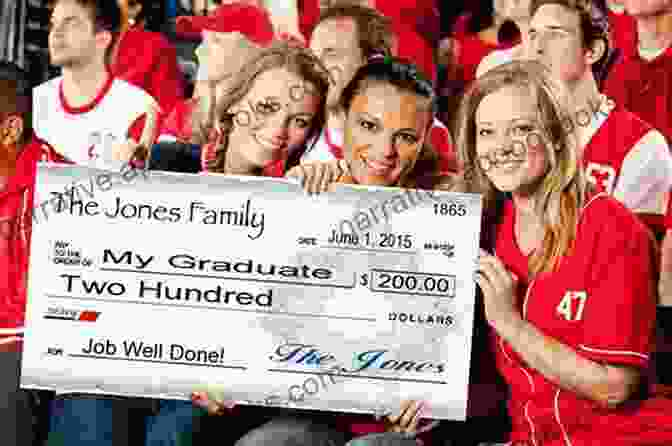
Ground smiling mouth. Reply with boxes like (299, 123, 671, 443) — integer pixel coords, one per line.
(359, 154, 398, 176)
(254, 135, 287, 155)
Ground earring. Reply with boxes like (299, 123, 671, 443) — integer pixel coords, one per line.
(128, 18, 136, 26)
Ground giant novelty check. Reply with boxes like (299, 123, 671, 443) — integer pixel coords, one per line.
(21, 164, 482, 420)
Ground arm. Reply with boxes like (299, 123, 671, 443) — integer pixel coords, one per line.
(478, 211, 655, 407)
(613, 129, 672, 235)
(495, 316, 640, 407)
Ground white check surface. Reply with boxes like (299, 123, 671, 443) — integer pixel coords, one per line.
(21, 164, 482, 420)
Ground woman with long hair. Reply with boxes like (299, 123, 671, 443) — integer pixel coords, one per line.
(455, 59, 672, 446)
(199, 40, 329, 177)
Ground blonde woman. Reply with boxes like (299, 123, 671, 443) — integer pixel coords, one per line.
(457, 60, 672, 446)
(199, 41, 329, 176)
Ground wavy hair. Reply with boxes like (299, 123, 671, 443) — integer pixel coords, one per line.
(201, 41, 330, 173)
(455, 60, 588, 275)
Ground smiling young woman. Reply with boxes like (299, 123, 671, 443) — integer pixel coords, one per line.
(289, 57, 454, 194)
(202, 41, 329, 177)
(455, 59, 672, 446)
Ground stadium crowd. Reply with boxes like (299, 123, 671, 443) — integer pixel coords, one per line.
(2, 0, 672, 445)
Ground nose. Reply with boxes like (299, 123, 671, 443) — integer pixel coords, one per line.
(262, 111, 290, 144)
(527, 33, 546, 57)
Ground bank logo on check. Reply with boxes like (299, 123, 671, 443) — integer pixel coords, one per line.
(45, 306, 101, 322)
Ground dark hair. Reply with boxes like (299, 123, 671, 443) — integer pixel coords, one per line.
(0, 61, 32, 145)
(339, 57, 442, 189)
(316, 4, 394, 60)
(340, 57, 437, 116)
(49, 0, 122, 65)
(530, 0, 615, 85)
(466, 1, 495, 34)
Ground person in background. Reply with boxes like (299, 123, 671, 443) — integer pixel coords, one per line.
(457, 59, 672, 446)
(261, 0, 440, 48)
(0, 59, 52, 446)
(441, 0, 530, 86)
(161, 3, 282, 175)
(525, 0, 672, 234)
(299, 5, 456, 175)
(603, 0, 672, 142)
(38, 2, 202, 446)
(34, 0, 158, 171)
(111, 0, 186, 129)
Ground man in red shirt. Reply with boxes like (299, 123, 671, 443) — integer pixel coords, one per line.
(603, 0, 672, 142)
(112, 0, 186, 128)
(0, 60, 51, 446)
(526, 0, 672, 233)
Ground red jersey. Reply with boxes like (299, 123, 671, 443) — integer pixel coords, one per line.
(111, 27, 185, 126)
(0, 137, 51, 350)
(607, 10, 637, 57)
(159, 97, 198, 143)
(494, 194, 672, 445)
(603, 43, 672, 143)
(581, 103, 672, 232)
(454, 33, 515, 85)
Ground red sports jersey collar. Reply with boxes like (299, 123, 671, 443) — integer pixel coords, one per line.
(58, 71, 115, 115)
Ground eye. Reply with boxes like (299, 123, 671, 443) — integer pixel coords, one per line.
(477, 128, 494, 137)
(396, 133, 418, 145)
(359, 119, 377, 132)
(293, 117, 312, 129)
(512, 124, 535, 135)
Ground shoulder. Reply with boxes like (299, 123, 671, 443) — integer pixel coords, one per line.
(122, 28, 174, 51)
(109, 78, 157, 107)
(34, 76, 61, 95)
(580, 193, 650, 241)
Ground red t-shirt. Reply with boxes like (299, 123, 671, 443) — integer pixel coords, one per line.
(608, 10, 637, 58)
(111, 27, 186, 127)
(603, 44, 672, 143)
(494, 193, 672, 445)
(0, 137, 52, 350)
(454, 33, 516, 85)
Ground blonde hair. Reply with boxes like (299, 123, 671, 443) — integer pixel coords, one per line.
(197, 41, 331, 172)
(454, 60, 588, 275)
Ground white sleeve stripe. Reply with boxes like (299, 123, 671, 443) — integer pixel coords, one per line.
(613, 129, 672, 214)
(578, 344, 649, 360)
(0, 327, 24, 335)
(157, 135, 178, 143)
(0, 337, 23, 345)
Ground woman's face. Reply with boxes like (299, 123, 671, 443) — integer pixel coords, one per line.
(344, 83, 431, 186)
(474, 84, 549, 194)
(227, 67, 321, 169)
